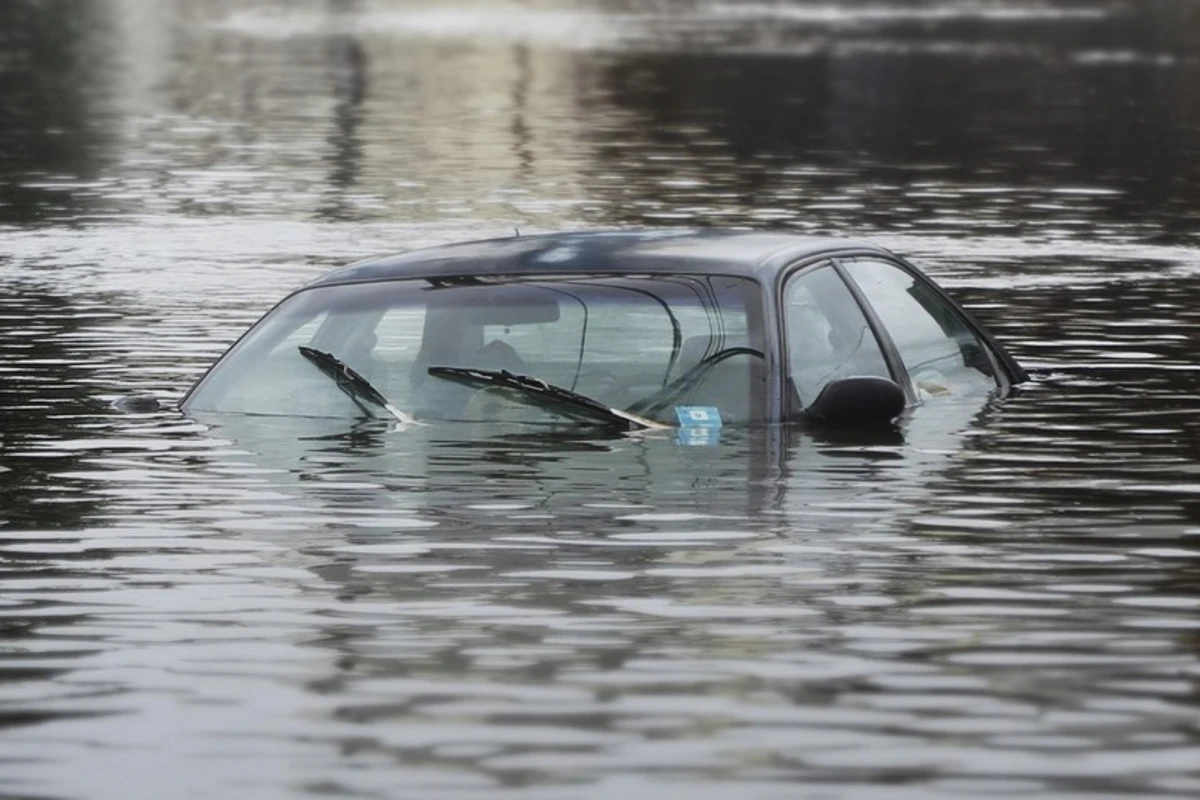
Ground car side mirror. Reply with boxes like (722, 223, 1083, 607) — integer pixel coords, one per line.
(805, 376, 905, 427)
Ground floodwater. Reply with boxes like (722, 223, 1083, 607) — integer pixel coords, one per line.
(2, 0, 1200, 797)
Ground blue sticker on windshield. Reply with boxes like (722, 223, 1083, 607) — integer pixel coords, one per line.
(675, 407, 722, 446)
(675, 406, 722, 429)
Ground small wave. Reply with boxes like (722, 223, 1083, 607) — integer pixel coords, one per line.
(214, 7, 637, 49)
(886, 234, 1200, 290)
(1072, 49, 1185, 67)
(704, 1, 1113, 25)
(213, 2, 1113, 51)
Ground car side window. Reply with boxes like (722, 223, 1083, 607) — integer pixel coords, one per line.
(843, 258, 996, 400)
(784, 265, 892, 407)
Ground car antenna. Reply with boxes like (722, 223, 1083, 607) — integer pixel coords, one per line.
(514, 227, 521, 237)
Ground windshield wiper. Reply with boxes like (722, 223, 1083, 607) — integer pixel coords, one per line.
(428, 366, 667, 430)
(627, 346, 764, 418)
(298, 346, 416, 424)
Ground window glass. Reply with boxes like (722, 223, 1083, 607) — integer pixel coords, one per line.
(184, 275, 766, 424)
(362, 305, 428, 398)
(202, 307, 362, 417)
(784, 265, 891, 406)
(844, 259, 996, 400)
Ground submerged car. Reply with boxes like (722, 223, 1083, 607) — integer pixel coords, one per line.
(180, 230, 1026, 430)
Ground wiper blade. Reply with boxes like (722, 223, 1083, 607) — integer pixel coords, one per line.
(428, 366, 667, 430)
(299, 346, 416, 424)
(628, 346, 764, 418)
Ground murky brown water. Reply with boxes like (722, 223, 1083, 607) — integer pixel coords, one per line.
(2, 1, 1200, 797)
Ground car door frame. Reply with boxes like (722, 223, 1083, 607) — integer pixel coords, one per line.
(834, 253, 1028, 391)
(775, 250, 1027, 423)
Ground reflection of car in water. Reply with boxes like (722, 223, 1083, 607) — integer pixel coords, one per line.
(180, 230, 1026, 429)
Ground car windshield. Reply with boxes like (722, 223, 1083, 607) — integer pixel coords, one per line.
(183, 275, 767, 425)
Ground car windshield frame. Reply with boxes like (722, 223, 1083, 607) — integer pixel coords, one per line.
(181, 273, 770, 426)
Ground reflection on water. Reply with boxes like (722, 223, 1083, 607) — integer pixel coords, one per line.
(1, 0, 1199, 797)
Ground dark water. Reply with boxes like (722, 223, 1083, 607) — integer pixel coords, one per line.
(2, 1, 1200, 797)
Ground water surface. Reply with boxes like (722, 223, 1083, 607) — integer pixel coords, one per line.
(2, 1, 1199, 797)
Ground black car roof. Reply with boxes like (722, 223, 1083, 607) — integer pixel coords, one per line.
(307, 229, 890, 287)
